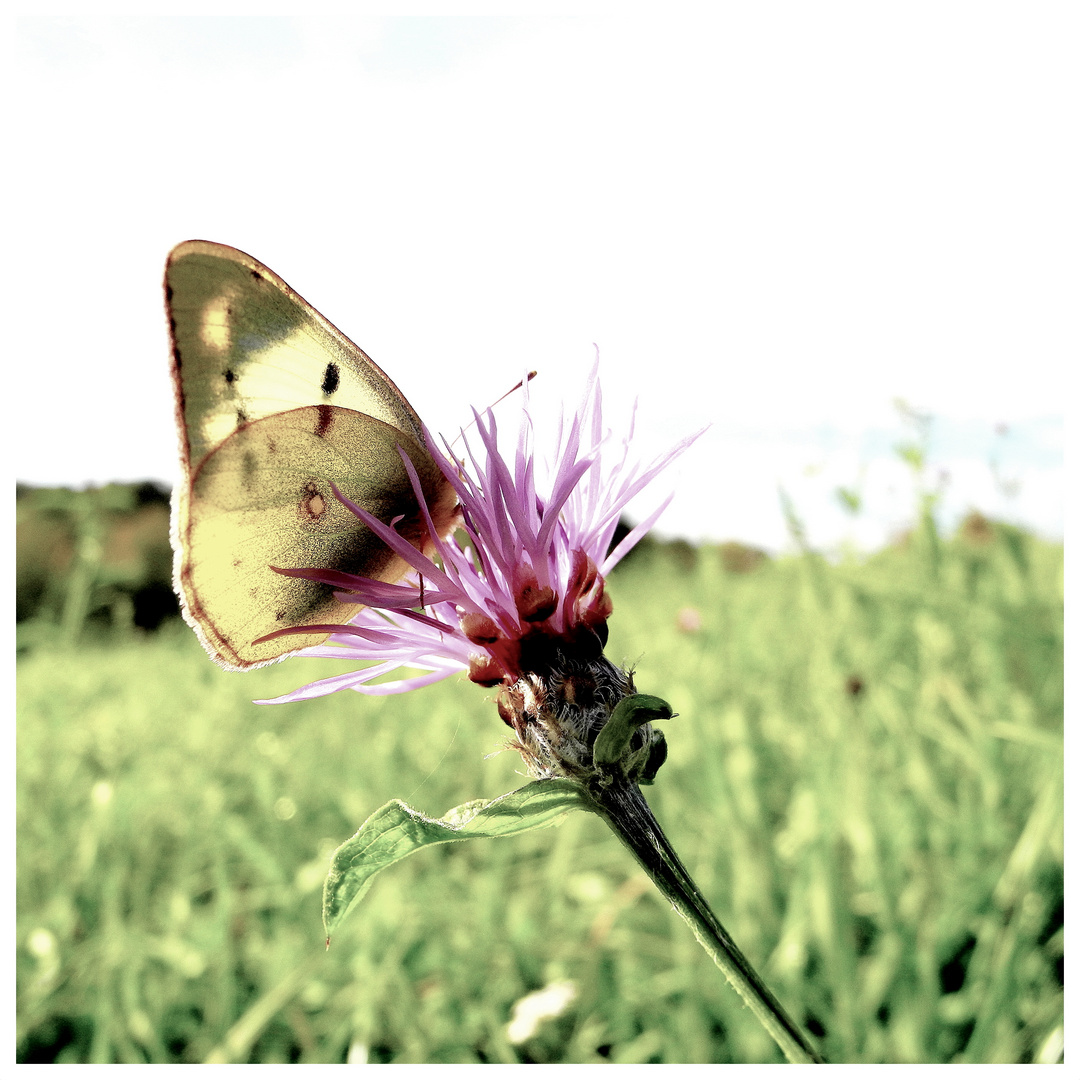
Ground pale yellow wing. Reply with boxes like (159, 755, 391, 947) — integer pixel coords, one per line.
(166, 240, 426, 473)
(165, 242, 458, 670)
(178, 405, 452, 670)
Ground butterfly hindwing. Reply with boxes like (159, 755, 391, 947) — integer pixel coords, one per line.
(180, 405, 450, 669)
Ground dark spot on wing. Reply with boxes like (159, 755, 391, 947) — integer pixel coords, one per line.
(224, 369, 236, 384)
(300, 481, 328, 522)
(314, 405, 334, 438)
(236, 408, 248, 426)
(321, 363, 340, 396)
(165, 283, 173, 302)
(251, 269, 264, 282)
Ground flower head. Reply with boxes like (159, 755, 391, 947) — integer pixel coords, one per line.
(261, 358, 701, 780)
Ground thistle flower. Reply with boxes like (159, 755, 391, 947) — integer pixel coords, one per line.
(264, 358, 822, 1063)
(260, 359, 701, 783)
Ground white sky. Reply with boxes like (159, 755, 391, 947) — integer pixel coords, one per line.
(10, 12, 1070, 551)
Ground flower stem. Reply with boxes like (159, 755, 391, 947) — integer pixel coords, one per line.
(589, 780, 826, 1064)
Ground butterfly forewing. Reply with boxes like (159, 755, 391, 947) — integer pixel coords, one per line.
(167, 241, 426, 471)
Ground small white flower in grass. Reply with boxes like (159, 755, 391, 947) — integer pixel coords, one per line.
(27, 928, 57, 959)
(27, 928, 60, 991)
(1036, 1026, 1064, 1065)
(506, 979, 578, 1045)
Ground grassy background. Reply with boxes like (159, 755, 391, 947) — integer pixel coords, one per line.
(16, 505, 1063, 1064)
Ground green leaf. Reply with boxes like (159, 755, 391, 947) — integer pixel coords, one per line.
(836, 486, 862, 514)
(896, 441, 924, 471)
(323, 779, 593, 940)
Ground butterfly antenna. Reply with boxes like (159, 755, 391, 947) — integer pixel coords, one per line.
(491, 370, 537, 408)
(450, 371, 537, 449)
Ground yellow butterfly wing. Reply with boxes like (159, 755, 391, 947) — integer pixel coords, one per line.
(167, 240, 426, 466)
(166, 241, 458, 670)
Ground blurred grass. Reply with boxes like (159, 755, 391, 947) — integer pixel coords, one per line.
(16, 514, 1063, 1063)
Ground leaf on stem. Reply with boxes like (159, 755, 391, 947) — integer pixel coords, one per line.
(323, 778, 593, 940)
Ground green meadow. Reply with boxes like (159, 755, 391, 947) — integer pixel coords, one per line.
(16, 501, 1063, 1063)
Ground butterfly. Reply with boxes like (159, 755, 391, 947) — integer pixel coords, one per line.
(166, 240, 459, 670)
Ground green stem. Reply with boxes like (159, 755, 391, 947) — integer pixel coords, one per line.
(589, 780, 825, 1064)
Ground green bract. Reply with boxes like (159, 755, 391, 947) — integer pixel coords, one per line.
(591, 694, 674, 785)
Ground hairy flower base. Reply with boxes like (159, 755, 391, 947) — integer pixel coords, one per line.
(499, 652, 637, 780)
(496, 653, 672, 791)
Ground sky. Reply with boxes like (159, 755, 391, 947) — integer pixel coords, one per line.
(10, 12, 1069, 552)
